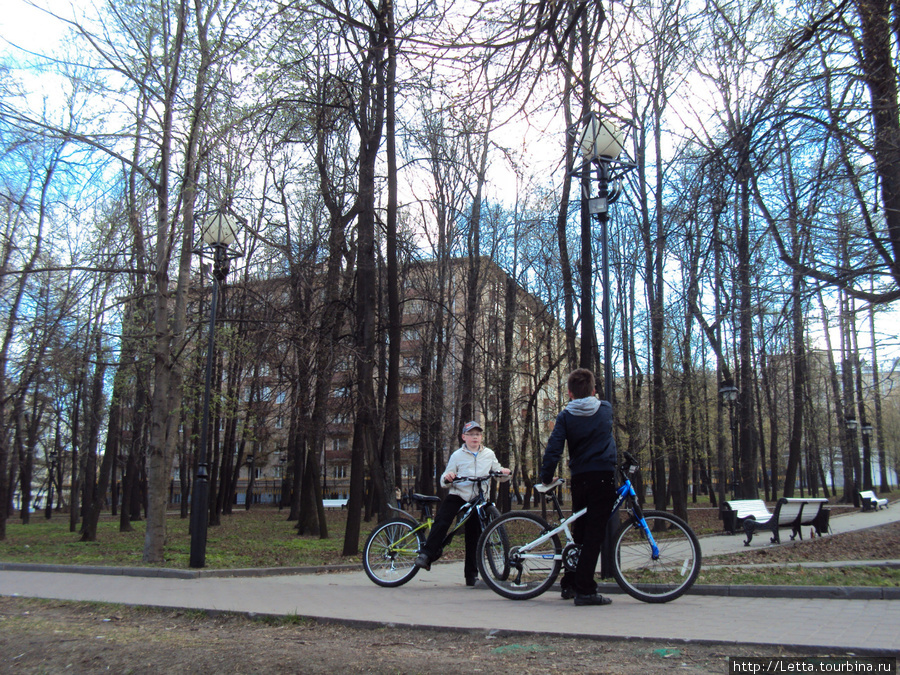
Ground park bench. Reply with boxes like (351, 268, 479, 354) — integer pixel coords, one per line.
(742, 497, 830, 546)
(721, 499, 774, 535)
(859, 490, 889, 511)
(322, 498, 348, 509)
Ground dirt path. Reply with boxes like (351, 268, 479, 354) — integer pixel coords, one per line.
(0, 596, 856, 674)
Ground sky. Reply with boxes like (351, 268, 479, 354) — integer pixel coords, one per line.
(3, 0, 898, 371)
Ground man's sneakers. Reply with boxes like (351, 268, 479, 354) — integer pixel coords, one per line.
(466, 576, 478, 587)
(414, 553, 431, 571)
(574, 591, 612, 606)
(560, 586, 575, 600)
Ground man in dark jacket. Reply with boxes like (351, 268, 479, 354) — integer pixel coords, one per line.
(540, 368, 617, 606)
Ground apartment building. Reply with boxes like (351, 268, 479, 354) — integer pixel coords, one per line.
(179, 256, 570, 506)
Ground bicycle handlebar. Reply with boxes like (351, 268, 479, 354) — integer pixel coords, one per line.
(449, 471, 506, 484)
(620, 450, 640, 474)
(539, 452, 641, 494)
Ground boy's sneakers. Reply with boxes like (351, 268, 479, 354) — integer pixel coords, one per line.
(466, 576, 478, 587)
(560, 586, 575, 600)
(414, 553, 431, 571)
(574, 592, 612, 606)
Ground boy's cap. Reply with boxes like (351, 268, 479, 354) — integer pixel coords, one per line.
(462, 421, 483, 434)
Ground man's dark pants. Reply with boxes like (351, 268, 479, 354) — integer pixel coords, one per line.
(563, 470, 616, 595)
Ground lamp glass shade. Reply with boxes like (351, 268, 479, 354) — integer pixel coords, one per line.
(202, 213, 238, 246)
(718, 383, 738, 402)
(845, 417, 858, 430)
(578, 116, 624, 160)
(861, 424, 873, 436)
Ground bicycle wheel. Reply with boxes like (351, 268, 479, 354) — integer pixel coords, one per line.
(611, 510, 701, 603)
(479, 505, 510, 582)
(363, 519, 424, 587)
(476, 513, 561, 600)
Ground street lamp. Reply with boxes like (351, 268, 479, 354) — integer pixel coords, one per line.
(570, 112, 633, 403)
(45, 451, 58, 520)
(245, 453, 255, 511)
(718, 380, 738, 403)
(190, 210, 240, 568)
(719, 380, 739, 497)
(859, 421, 874, 493)
(844, 416, 860, 507)
(278, 454, 288, 510)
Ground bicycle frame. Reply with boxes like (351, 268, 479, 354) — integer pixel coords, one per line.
(519, 457, 661, 563)
(385, 475, 496, 551)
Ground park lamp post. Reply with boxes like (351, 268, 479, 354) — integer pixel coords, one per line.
(45, 451, 58, 520)
(718, 380, 739, 497)
(189, 211, 240, 569)
(571, 114, 633, 580)
(571, 112, 632, 403)
(845, 416, 860, 507)
(278, 454, 287, 510)
(245, 453, 255, 511)
(860, 423, 874, 491)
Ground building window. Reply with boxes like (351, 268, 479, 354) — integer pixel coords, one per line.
(402, 357, 418, 376)
(333, 465, 347, 479)
(400, 431, 419, 449)
(403, 382, 420, 394)
(276, 391, 286, 405)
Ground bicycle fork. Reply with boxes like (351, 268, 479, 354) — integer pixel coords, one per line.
(617, 482, 661, 560)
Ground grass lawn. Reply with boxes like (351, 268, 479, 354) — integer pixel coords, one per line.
(2, 493, 898, 588)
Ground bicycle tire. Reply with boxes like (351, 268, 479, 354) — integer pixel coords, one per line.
(363, 519, 424, 587)
(480, 504, 510, 581)
(476, 512, 561, 600)
(611, 510, 701, 603)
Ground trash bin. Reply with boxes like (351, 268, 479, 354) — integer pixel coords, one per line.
(814, 507, 831, 536)
(721, 509, 737, 535)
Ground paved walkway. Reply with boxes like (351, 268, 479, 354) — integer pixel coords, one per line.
(1, 503, 898, 654)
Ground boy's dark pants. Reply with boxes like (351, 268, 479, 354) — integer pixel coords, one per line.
(563, 470, 616, 595)
(420, 494, 482, 580)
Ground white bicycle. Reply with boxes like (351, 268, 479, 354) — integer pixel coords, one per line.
(475, 451, 702, 603)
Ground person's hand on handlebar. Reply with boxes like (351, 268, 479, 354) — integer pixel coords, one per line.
(442, 468, 510, 484)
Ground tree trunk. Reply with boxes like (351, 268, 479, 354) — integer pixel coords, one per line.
(376, 10, 400, 524)
(343, 7, 387, 556)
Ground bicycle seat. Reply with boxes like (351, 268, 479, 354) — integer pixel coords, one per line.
(535, 478, 565, 493)
(411, 493, 441, 504)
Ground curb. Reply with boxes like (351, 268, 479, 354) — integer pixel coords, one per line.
(0, 562, 360, 579)
(3, 562, 898, 599)
(591, 582, 900, 600)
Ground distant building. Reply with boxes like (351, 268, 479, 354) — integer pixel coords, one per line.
(174, 256, 570, 505)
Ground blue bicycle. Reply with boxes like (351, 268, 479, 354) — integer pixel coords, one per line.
(475, 451, 701, 603)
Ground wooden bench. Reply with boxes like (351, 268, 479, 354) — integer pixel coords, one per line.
(859, 490, 889, 511)
(742, 497, 830, 546)
(722, 499, 773, 535)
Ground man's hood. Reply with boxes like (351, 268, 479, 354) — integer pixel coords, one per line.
(566, 396, 601, 416)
